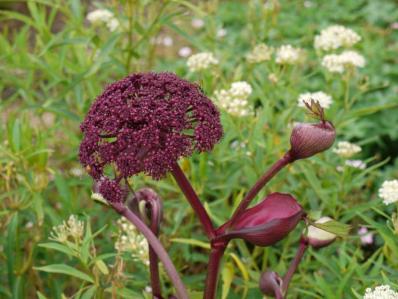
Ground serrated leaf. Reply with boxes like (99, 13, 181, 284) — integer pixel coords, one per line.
(34, 264, 94, 283)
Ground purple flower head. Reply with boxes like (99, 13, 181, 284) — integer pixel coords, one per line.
(94, 177, 127, 203)
(79, 72, 223, 180)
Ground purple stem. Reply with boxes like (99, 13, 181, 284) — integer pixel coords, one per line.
(171, 163, 215, 239)
(110, 202, 188, 299)
(203, 243, 227, 299)
(227, 152, 293, 229)
(149, 207, 162, 298)
(282, 238, 308, 295)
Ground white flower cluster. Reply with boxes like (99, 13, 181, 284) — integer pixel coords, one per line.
(378, 180, 398, 205)
(246, 43, 273, 63)
(297, 91, 332, 109)
(364, 285, 398, 299)
(86, 9, 119, 32)
(322, 50, 366, 73)
(50, 215, 85, 243)
(333, 141, 362, 158)
(115, 218, 149, 265)
(187, 52, 219, 72)
(275, 45, 304, 65)
(345, 159, 366, 170)
(314, 25, 361, 51)
(214, 81, 253, 117)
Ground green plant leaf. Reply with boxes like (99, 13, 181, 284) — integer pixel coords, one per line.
(34, 264, 94, 283)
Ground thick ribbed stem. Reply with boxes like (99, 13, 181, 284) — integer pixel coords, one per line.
(171, 163, 215, 239)
(203, 243, 227, 299)
(110, 202, 188, 299)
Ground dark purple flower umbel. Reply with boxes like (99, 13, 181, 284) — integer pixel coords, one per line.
(289, 100, 335, 161)
(79, 72, 223, 180)
(217, 193, 304, 246)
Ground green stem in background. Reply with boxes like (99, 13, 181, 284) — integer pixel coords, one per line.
(227, 151, 293, 229)
(343, 72, 351, 111)
(110, 202, 188, 299)
(171, 163, 216, 239)
(282, 238, 308, 296)
(125, 0, 135, 72)
(203, 242, 227, 299)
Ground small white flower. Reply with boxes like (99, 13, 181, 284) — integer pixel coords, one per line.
(216, 28, 227, 38)
(106, 18, 119, 32)
(115, 218, 149, 265)
(345, 159, 366, 170)
(178, 47, 192, 57)
(187, 52, 219, 72)
(246, 43, 273, 63)
(191, 18, 205, 29)
(162, 36, 173, 47)
(379, 180, 398, 205)
(91, 192, 106, 202)
(314, 25, 361, 51)
(321, 51, 365, 73)
(214, 81, 253, 117)
(297, 91, 332, 109)
(275, 45, 304, 65)
(364, 285, 398, 299)
(70, 167, 84, 177)
(268, 73, 278, 84)
(86, 9, 119, 32)
(50, 215, 85, 243)
(86, 9, 114, 25)
(333, 141, 362, 158)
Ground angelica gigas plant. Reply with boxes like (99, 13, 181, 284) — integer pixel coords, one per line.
(79, 72, 342, 299)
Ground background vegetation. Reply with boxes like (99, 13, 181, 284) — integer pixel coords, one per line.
(1, 0, 398, 298)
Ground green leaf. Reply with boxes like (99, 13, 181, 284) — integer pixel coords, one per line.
(34, 264, 94, 283)
(37, 291, 49, 299)
(221, 262, 235, 299)
(81, 286, 97, 299)
(38, 242, 75, 257)
(6, 213, 18, 292)
(311, 220, 351, 237)
(170, 238, 210, 249)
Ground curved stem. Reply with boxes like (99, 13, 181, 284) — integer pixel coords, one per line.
(282, 238, 308, 296)
(171, 163, 215, 239)
(228, 152, 293, 228)
(203, 243, 227, 299)
(110, 202, 188, 299)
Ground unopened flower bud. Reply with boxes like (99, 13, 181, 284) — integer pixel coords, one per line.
(259, 271, 283, 297)
(290, 121, 335, 160)
(306, 217, 337, 248)
(219, 193, 304, 246)
(290, 100, 335, 160)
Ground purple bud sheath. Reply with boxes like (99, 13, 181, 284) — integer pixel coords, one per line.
(259, 271, 284, 299)
(217, 193, 304, 246)
(289, 121, 336, 161)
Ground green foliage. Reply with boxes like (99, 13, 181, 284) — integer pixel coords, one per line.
(1, 0, 398, 298)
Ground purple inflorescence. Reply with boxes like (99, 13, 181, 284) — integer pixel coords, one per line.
(98, 178, 126, 203)
(79, 72, 223, 181)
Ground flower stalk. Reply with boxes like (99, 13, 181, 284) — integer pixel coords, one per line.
(203, 242, 227, 299)
(109, 201, 188, 299)
(171, 163, 216, 239)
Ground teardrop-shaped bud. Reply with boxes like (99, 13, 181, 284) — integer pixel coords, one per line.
(306, 216, 336, 249)
(219, 193, 304, 246)
(289, 121, 336, 160)
(259, 271, 283, 297)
